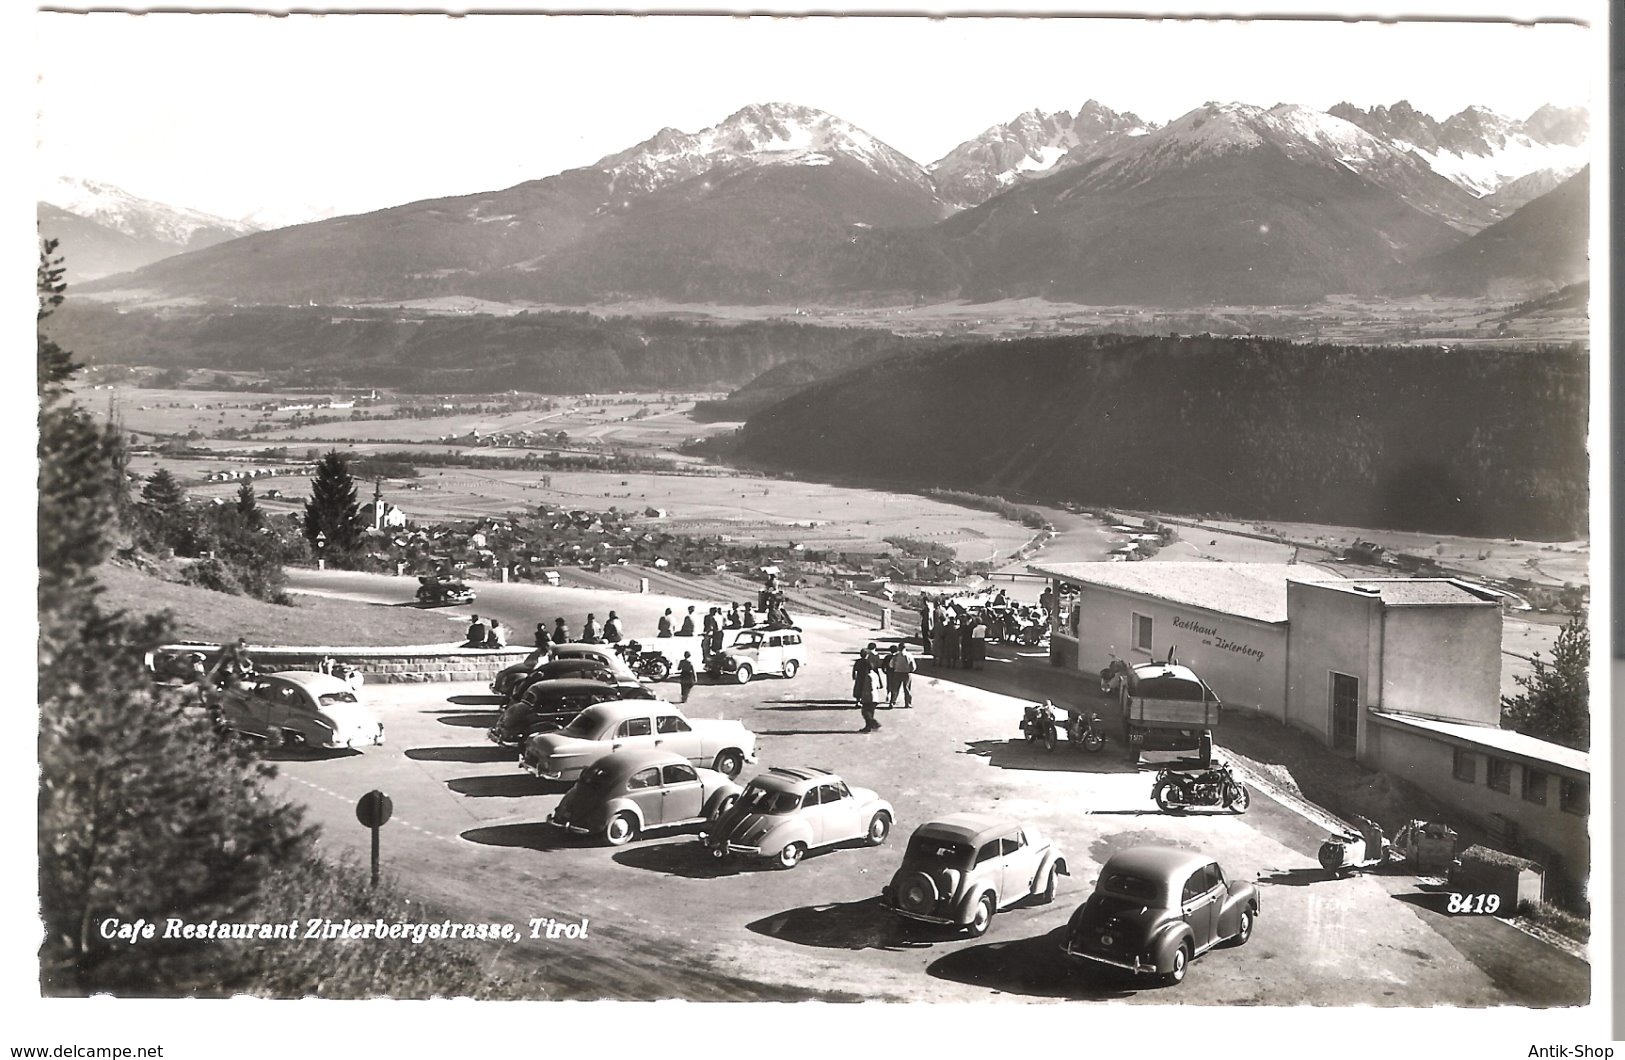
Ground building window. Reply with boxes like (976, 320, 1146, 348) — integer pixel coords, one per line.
(1486, 757, 1512, 794)
(1522, 766, 1549, 806)
(1452, 749, 1476, 783)
(1132, 613, 1153, 654)
(1560, 778, 1588, 815)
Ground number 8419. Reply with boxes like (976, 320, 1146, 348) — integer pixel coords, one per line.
(1446, 892, 1502, 914)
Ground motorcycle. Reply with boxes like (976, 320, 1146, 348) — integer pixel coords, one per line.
(1064, 710, 1108, 753)
(616, 640, 672, 681)
(1151, 762, 1250, 813)
(1020, 700, 1060, 752)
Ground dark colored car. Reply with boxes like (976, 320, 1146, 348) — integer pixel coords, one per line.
(486, 678, 655, 747)
(416, 576, 475, 607)
(1061, 845, 1258, 985)
(500, 657, 637, 701)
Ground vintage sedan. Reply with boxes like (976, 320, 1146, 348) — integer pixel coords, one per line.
(487, 678, 655, 747)
(705, 626, 807, 683)
(701, 766, 892, 869)
(1061, 845, 1258, 985)
(882, 814, 1067, 937)
(496, 648, 640, 698)
(522, 701, 757, 782)
(547, 749, 741, 845)
(209, 670, 385, 750)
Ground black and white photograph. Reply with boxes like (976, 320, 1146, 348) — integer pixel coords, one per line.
(17, 0, 1611, 1052)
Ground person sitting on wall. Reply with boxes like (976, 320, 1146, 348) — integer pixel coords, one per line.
(485, 619, 507, 649)
(657, 608, 674, 638)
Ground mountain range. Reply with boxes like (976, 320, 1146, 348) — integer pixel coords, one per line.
(37, 177, 260, 282)
(62, 98, 1591, 307)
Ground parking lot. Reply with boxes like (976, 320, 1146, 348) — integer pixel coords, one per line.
(270, 572, 1589, 1005)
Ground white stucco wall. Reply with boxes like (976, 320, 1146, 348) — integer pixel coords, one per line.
(1379, 605, 1502, 726)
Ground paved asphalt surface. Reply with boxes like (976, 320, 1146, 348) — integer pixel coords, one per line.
(275, 570, 1590, 1005)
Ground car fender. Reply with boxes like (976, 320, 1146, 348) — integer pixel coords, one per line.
(1036, 851, 1069, 888)
(701, 783, 741, 818)
(759, 820, 812, 855)
(955, 885, 998, 925)
(1150, 922, 1194, 972)
(602, 797, 644, 831)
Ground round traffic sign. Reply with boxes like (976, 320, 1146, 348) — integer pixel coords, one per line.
(356, 789, 393, 828)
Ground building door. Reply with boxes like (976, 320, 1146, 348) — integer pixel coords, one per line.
(1330, 672, 1360, 754)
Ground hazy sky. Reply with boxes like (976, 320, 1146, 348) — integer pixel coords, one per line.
(33, 5, 1601, 224)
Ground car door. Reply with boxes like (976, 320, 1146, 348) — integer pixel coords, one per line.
(761, 633, 783, 671)
(974, 838, 1007, 901)
(659, 762, 704, 823)
(999, 831, 1040, 903)
(816, 781, 862, 844)
(609, 715, 656, 755)
(653, 711, 703, 762)
(623, 765, 666, 825)
(1181, 865, 1221, 949)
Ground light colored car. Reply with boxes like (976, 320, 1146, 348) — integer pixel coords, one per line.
(1061, 845, 1259, 985)
(547, 749, 741, 845)
(882, 814, 1068, 937)
(521, 701, 757, 782)
(701, 766, 893, 869)
(705, 626, 807, 683)
(209, 671, 385, 750)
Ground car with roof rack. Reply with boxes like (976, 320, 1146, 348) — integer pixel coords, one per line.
(881, 813, 1067, 937)
(521, 700, 757, 782)
(700, 766, 892, 869)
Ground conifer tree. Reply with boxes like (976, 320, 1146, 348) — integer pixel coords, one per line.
(1501, 613, 1590, 750)
(302, 450, 363, 559)
(141, 468, 186, 510)
(235, 480, 261, 527)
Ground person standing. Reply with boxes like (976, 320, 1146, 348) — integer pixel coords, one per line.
(678, 605, 697, 637)
(941, 617, 960, 669)
(961, 618, 977, 670)
(970, 616, 989, 670)
(603, 611, 623, 644)
(852, 645, 881, 733)
(657, 608, 674, 637)
(919, 601, 934, 652)
(677, 651, 697, 703)
(702, 606, 721, 658)
(887, 643, 916, 709)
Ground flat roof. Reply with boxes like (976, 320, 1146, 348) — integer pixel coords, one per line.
(1324, 579, 1501, 607)
(1370, 711, 1589, 775)
(1027, 562, 1338, 624)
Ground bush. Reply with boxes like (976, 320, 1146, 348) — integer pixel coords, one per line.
(179, 556, 242, 595)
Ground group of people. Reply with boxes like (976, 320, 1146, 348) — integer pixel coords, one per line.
(850, 641, 917, 733)
(463, 615, 509, 649)
(916, 589, 1053, 669)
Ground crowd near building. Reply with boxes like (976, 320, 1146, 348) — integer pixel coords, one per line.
(1030, 561, 1589, 903)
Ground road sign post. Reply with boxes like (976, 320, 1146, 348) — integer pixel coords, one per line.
(355, 789, 393, 888)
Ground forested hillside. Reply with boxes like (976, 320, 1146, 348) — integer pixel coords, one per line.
(739, 334, 1588, 539)
(44, 304, 921, 393)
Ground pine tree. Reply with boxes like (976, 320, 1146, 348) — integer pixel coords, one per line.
(302, 450, 363, 559)
(140, 468, 186, 510)
(1501, 613, 1589, 751)
(235, 480, 262, 527)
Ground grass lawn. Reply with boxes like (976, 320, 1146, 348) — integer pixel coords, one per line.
(96, 563, 463, 647)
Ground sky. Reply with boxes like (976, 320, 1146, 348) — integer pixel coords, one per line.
(32, 6, 1603, 224)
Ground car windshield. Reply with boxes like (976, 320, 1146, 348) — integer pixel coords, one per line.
(904, 834, 973, 868)
(735, 632, 764, 649)
(318, 691, 358, 706)
(1100, 872, 1162, 903)
(736, 782, 801, 815)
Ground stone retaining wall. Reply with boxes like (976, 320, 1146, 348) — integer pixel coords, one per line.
(161, 643, 534, 684)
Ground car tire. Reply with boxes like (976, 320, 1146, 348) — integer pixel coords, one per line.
(1231, 908, 1254, 947)
(865, 811, 891, 846)
(734, 663, 753, 685)
(968, 894, 996, 938)
(604, 812, 638, 846)
(713, 749, 744, 780)
(1038, 866, 1058, 904)
(782, 659, 799, 679)
(1165, 942, 1191, 985)
(776, 842, 806, 870)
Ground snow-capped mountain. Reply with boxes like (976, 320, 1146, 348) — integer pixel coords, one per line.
(1328, 101, 1590, 198)
(928, 101, 1155, 209)
(38, 177, 262, 281)
(592, 102, 940, 204)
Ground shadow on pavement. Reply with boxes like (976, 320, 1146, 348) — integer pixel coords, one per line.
(460, 822, 576, 850)
(961, 739, 1142, 774)
(925, 926, 1138, 999)
(1257, 866, 1344, 888)
(448, 694, 505, 706)
(746, 896, 915, 951)
(405, 745, 514, 763)
(449, 774, 569, 798)
(438, 713, 501, 728)
(759, 700, 857, 711)
(612, 840, 751, 879)
(758, 727, 869, 737)
(263, 746, 360, 763)
(1393, 890, 1455, 915)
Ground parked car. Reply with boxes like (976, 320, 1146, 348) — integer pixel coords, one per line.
(705, 626, 807, 683)
(701, 766, 892, 869)
(1061, 845, 1258, 985)
(416, 575, 475, 607)
(881, 813, 1067, 937)
(521, 701, 757, 782)
(487, 678, 656, 747)
(547, 749, 741, 845)
(500, 655, 640, 700)
(208, 670, 385, 750)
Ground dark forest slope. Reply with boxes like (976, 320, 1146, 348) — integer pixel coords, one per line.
(739, 334, 1588, 538)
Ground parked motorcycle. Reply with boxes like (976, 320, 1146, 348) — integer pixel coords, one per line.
(616, 640, 672, 681)
(1020, 700, 1060, 752)
(1151, 762, 1250, 813)
(1065, 710, 1108, 753)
